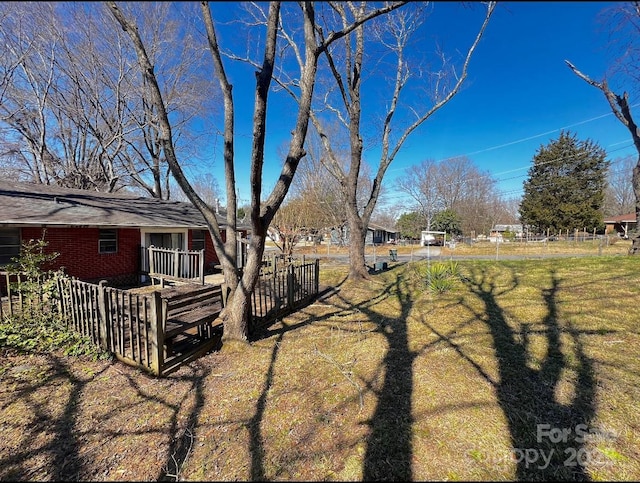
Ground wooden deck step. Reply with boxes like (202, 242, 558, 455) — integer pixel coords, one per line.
(163, 285, 222, 312)
(165, 303, 223, 338)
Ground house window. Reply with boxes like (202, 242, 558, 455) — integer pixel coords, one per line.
(192, 230, 206, 251)
(0, 228, 21, 265)
(99, 229, 117, 254)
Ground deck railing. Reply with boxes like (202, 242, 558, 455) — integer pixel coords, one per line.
(147, 246, 205, 285)
(250, 257, 320, 328)
(55, 277, 224, 376)
(56, 278, 164, 373)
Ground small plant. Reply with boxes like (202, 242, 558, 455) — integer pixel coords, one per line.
(6, 236, 60, 316)
(1, 234, 109, 360)
(424, 261, 460, 293)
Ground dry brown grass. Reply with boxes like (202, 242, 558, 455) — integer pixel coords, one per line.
(294, 238, 633, 259)
(1, 254, 640, 481)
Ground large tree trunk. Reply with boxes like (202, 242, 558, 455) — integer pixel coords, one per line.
(345, 206, 370, 281)
(221, 235, 266, 340)
(344, 211, 373, 280)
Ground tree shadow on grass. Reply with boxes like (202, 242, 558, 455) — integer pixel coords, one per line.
(0, 352, 212, 482)
(247, 330, 284, 481)
(359, 273, 416, 481)
(461, 265, 599, 481)
(148, 364, 211, 481)
(310, 270, 417, 481)
(0, 355, 112, 481)
(243, 267, 417, 481)
(246, 286, 347, 480)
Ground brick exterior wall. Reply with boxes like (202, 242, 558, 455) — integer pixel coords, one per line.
(188, 229, 223, 274)
(21, 227, 141, 286)
(1, 226, 248, 293)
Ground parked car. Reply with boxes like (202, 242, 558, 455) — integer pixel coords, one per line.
(422, 234, 443, 246)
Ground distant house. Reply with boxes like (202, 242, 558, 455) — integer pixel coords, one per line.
(329, 221, 398, 245)
(366, 222, 398, 245)
(489, 224, 524, 242)
(604, 213, 637, 238)
(0, 181, 247, 287)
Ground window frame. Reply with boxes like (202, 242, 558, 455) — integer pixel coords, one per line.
(98, 229, 118, 254)
(0, 228, 21, 266)
(192, 229, 206, 252)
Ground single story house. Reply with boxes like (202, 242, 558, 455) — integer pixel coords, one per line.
(604, 213, 637, 238)
(329, 222, 398, 246)
(0, 181, 248, 288)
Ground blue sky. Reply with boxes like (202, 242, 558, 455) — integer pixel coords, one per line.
(383, 1, 637, 202)
(197, 2, 637, 209)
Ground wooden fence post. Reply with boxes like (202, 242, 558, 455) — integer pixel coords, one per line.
(6, 272, 14, 317)
(286, 264, 295, 309)
(173, 248, 180, 279)
(97, 280, 110, 350)
(199, 249, 205, 285)
(148, 246, 156, 285)
(17, 273, 24, 315)
(149, 291, 165, 376)
(55, 275, 63, 318)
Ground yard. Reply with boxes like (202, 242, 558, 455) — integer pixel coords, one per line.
(1, 254, 640, 481)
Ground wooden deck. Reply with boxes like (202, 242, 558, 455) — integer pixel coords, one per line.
(159, 283, 224, 374)
(5, 257, 319, 377)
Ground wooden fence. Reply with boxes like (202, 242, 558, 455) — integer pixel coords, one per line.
(0, 271, 50, 319)
(250, 257, 320, 328)
(148, 246, 205, 285)
(56, 278, 166, 373)
(2, 257, 321, 375)
(55, 277, 226, 376)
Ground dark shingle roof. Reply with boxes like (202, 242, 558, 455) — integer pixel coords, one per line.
(0, 181, 230, 229)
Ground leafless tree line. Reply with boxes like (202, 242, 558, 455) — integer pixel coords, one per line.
(394, 156, 518, 237)
(0, 2, 216, 199)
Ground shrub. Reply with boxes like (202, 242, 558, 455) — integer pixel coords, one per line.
(1, 236, 109, 360)
(419, 261, 460, 293)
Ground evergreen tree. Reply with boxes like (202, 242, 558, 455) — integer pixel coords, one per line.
(519, 131, 609, 234)
(396, 212, 424, 240)
(432, 208, 462, 236)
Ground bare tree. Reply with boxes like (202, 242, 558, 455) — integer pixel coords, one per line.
(451, 163, 505, 236)
(604, 154, 637, 216)
(0, 2, 214, 197)
(108, 1, 408, 340)
(396, 159, 442, 231)
(566, 2, 640, 254)
(395, 155, 506, 237)
(269, 196, 318, 258)
(171, 173, 222, 210)
(301, 2, 495, 279)
(0, 3, 71, 185)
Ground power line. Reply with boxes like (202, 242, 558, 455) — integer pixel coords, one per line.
(456, 108, 640, 158)
(383, 141, 635, 204)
